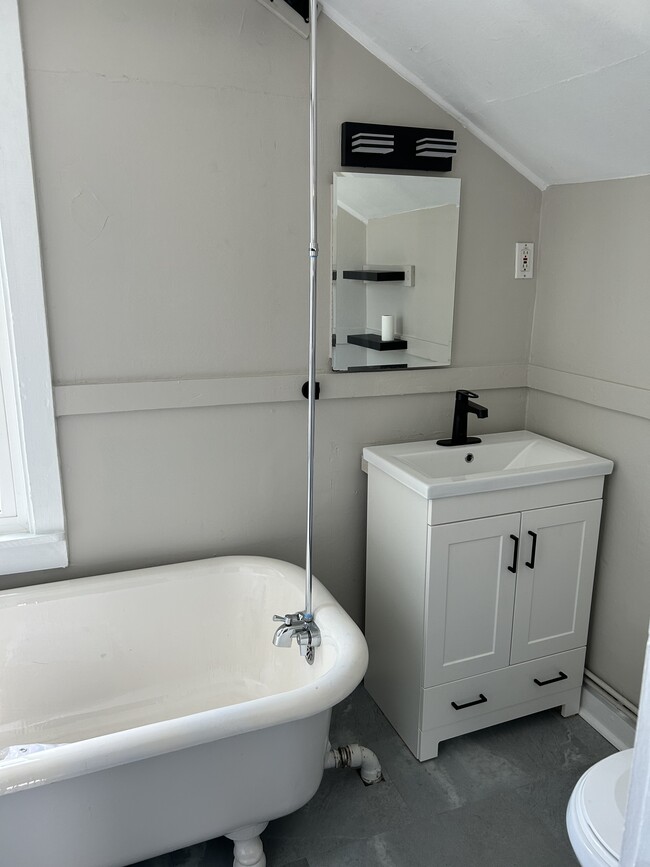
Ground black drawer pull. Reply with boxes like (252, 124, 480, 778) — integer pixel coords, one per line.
(508, 534, 519, 573)
(526, 531, 538, 569)
(534, 671, 568, 687)
(451, 693, 487, 711)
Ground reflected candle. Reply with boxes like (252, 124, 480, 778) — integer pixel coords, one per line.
(381, 315, 395, 342)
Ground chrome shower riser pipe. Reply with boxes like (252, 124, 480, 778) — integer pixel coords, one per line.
(304, 0, 318, 620)
(270, 0, 320, 661)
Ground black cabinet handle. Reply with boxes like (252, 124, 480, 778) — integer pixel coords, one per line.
(534, 671, 568, 687)
(508, 534, 519, 573)
(451, 693, 487, 711)
(525, 531, 538, 569)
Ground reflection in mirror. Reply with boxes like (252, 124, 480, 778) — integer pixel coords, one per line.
(331, 173, 461, 372)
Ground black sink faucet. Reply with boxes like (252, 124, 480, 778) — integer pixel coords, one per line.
(437, 390, 488, 447)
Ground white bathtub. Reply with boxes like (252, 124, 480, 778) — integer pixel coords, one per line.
(0, 556, 368, 867)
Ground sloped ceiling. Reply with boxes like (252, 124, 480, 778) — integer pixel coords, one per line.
(322, 0, 650, 188)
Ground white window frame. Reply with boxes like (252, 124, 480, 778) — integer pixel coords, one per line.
(0, 0, 67, 574)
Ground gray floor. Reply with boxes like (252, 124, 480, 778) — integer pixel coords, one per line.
(134, 685, 615, 866)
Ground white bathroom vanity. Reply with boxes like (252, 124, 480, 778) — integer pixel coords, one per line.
(363, 431, 613, 760)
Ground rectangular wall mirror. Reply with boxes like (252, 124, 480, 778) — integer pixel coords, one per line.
(331, 172, 461, 372)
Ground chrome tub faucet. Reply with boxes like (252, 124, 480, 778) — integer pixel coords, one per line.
(273, 612, 321, 664)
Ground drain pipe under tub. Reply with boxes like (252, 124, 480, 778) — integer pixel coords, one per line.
(324, 743, 383, 785)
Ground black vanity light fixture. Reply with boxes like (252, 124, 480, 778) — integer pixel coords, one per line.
(341, 122, 457, 172)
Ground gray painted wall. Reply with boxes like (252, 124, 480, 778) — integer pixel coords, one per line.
(333, 207, 367, 338)
(366, 205, 459, 362)
(528, 176, 650, 704)
(8, 0, 539, 626)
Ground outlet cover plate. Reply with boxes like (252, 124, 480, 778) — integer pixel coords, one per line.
(515, 242, 534, 279)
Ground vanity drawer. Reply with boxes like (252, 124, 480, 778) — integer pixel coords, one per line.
(421, 647, 586, 731)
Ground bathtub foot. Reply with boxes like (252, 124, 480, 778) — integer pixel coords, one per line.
(226, 822, 268, 867)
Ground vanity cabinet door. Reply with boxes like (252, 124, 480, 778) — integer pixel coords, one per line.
(510, 500, 603, 665)
(424, 513, 520, 687)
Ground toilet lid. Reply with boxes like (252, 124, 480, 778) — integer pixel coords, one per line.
(580, 749, 633, 859)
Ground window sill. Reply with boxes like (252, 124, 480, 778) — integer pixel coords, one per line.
(0, 532, 68, 576)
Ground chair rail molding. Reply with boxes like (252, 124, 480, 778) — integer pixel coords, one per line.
(528, 365, 650, 422)
(53, 365, 528, 417)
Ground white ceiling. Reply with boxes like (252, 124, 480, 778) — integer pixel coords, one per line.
(322, 0, 650, 188)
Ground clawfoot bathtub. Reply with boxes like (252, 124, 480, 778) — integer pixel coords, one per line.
(0, 556, 368, 866)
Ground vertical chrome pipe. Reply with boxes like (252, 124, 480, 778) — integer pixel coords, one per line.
(304, 0, 318, 620)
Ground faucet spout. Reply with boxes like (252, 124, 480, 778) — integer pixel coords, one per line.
(468, 400, 488, 420)
(272, 624, 298, 648)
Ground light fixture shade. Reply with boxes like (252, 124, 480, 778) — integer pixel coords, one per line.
(342, 122, 457, 172)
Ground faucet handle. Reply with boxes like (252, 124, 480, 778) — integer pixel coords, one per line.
(456, 389, 479, 400)
(273, 612, 305, 626)
(273, 614, 292, 625)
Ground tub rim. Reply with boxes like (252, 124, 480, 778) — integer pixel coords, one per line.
(0, 555, 368, 796)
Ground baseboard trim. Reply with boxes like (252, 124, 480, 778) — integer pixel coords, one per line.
(579, 679, 637, 751)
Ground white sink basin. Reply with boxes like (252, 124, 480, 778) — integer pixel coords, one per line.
(363, 431, 613, 499)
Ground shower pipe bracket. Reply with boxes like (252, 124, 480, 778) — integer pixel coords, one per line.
(301, 381, 320, 400)
(270, 0, 310, 24)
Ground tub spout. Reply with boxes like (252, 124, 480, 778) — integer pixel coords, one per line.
(272, 612, 321, 664)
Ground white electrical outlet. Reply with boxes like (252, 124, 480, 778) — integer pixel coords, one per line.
(515, 242, 534, 279)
